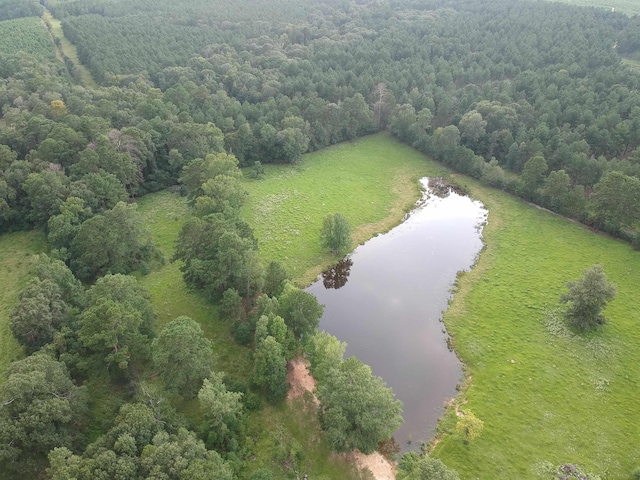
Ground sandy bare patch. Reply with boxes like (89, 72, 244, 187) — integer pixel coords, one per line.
(350, 450, 397, 480)
(286, 357, 319, 405)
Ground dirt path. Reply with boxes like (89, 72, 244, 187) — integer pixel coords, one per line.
(286, 357, 397, 480)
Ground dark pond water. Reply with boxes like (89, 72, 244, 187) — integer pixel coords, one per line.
(306, 177, 487, 450)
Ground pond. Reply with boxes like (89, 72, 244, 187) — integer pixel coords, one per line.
(306, 177, 487, 450)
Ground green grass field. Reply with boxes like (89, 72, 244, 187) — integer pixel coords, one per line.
(0, 17, 57, 60)
(242, 134, 446, 284)
(545, 0, 640, 15)
(435, 178, 640, 478)
(0, 231, 47, 384)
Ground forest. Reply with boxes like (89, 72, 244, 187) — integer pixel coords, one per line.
(1, 0, 640, 478)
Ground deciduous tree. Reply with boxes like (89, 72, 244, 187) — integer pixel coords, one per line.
(152, 316, 214, 398)
(560, 264, 617, 331)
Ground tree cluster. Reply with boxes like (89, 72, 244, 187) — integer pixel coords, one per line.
(306, 331, 403, 454)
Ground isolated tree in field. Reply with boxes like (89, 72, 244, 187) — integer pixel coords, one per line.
(456, 410, 484, 441)
(152, 316, 214, 398)
(0, 353, 87, 475)
(317, 357, 403, 454)
(321, 212, 352, 255)
(560, 264, 617, 331)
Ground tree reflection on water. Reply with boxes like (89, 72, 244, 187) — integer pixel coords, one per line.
(322, 257, 353, 289)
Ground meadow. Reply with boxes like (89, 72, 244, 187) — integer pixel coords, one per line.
(0, 17, 56, 60)
(436, 177, 640, 478)
(242, 134, 446, 284)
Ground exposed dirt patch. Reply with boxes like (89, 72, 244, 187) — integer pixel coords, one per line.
(286, 357, 319, 405)
(349, 450, 397, 480)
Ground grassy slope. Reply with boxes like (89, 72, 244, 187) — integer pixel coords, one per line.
(435, 179, 640, 478)
(0, 231, 47, 384)
(42, 9, 98, 88)
(243, 134, 446, 284)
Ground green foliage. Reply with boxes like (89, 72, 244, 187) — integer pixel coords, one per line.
(79, 274, 154, 373)
(0, 353, 87, 476)
(305, 331, 346, 385)
(152, 316, 214, 398)
(262, 261, 290, 298)
(0, 18, 53, 58)
(219, 288, 244, 322)
(455, 411, 484, 441)
(198, 372, 244, 453)
(560, 264, 617, 331)
(10, 278, 68, 353)
(321, 212, 352, 255)
(252, 336, 288, 403)
(317, 357, 403, 454)
(278, 283, 324, 341)
(70, 202, 155, 282)
(174, 214, 262, 299)
(398, 452, 460, 480)
(49, 402, 234, 480)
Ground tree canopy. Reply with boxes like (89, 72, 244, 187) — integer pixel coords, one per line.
(560, 264, 617, 331)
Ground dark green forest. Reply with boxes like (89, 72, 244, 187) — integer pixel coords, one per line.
(1, 0, 640, 478)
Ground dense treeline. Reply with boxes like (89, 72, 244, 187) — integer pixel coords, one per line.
(3, 0, 640, 476)
(0, 0, 42, 21)
(17, 0, 640, 239)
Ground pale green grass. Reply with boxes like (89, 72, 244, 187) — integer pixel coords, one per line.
(0, 231, 47, 384)
(43, 9, 98, 88)
(243, 133, 447, 284)
(435, 178, 640, 479)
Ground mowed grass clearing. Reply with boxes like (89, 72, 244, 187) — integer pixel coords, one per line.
(243, 133, 446, 284)
(434, 178, 640, 478)
(0, 231, 47, 384)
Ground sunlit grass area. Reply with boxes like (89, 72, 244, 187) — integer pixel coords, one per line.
(435, 177, 640, 478)
(243, 133, 447, 284)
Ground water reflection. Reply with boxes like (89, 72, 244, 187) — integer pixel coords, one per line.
(322, 257, 353, 289)
(307, 177, 487, 451)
